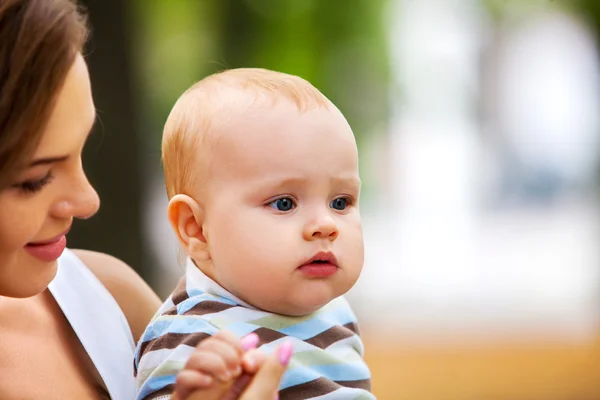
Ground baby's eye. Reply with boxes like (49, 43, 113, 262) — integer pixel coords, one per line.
(330, 197, 350, 211)
(267, 197, 296, 212)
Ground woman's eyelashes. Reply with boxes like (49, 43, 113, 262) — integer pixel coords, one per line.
(13, 171, 54, 194)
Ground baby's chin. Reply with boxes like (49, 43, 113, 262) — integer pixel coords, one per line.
(256, 292, 339, 317)
(235, 277, 352, 316)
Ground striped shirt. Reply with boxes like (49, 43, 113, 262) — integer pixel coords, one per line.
(134, 259, 374, 400)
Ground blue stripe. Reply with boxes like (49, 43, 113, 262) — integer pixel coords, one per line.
(280, 364, 321, 390)
(280, 362, 370, 390)
(140, 317, 219, 342)
(180, 291, 238, 312)
(136, 374, 175, 400)
(311, 362, 371, 381)
(212, 321, 261, 338)
(278, 306, 356, 339)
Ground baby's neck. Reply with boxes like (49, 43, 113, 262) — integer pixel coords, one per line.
(186, 257, 323, 317)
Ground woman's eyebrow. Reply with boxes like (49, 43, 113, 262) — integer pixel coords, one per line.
(29, 155, 69, 167)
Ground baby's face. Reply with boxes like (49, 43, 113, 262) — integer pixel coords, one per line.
(200, 100, 363, 316)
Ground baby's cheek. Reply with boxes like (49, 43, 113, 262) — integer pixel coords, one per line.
(229, 264, 286, 311)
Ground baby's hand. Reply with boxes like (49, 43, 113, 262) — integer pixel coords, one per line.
(172, 331, 260, 400)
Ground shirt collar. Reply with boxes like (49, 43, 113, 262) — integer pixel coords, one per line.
(185, 257, 256, 309)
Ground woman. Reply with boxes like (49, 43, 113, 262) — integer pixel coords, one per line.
(0, 0, 285, 399)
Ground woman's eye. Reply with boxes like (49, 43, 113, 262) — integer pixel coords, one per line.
(330, 197, 350, 210)
(12, 172, 54, 194)
(268, 197, 296, 212)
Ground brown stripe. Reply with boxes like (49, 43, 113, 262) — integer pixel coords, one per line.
(164, 299, 237, 316)
(141, 383, 175, 400)
(252, 327, 288, 345)
(181, 300, 237, 317)
(162, 306, 179, 316)
(279, 377, 339, 400)
(163, 277, 192, 315)
(343, 321, 360, 335)
(139, 332, 211, 360)
(337, 378, 371, 391)
(171, 276, 190, 305)
(305, 324, 356, 349)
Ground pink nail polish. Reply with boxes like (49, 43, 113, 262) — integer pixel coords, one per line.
(277, 341, 293, 366)
(241, 333, 260, 351)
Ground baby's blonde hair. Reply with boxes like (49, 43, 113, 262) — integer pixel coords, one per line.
(162, 68, 333, 199)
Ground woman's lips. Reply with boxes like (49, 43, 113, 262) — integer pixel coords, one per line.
(25, 229, 69, 262)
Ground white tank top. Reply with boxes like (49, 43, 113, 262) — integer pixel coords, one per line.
(48, 249, 136, 400)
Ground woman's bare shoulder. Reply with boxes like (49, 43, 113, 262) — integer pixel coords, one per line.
(71, 249, 162, 343)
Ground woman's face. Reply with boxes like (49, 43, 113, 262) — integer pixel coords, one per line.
(0, 54, 100, 298)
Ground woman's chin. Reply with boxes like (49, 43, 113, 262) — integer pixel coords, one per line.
(0, 260, 58, 298)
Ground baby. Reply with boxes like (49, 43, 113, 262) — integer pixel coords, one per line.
(134, 68, 373, 399)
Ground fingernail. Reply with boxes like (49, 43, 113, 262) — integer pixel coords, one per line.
(274, 394, 279, 400)
(241, 333, 260, 351)
(277, 341, 293, 366)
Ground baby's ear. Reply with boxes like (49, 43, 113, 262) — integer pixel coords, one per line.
(167, 195, 209, 261)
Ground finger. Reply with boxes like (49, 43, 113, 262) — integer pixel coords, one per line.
(187, 380, 232, 400)
(241, 348, 267, 374)
(239, 341, 293, 400)
(221, 373, 253, 400)
(212, 330, 244, 353)
(174, 369, 214, 400)
(213, 331, 259, 354)
(198, 338, 242, 377)
(186, 350, 231, 381)
(240, 332, 260, 352)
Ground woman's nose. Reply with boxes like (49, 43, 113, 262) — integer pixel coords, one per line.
(52, 171, 100, 220)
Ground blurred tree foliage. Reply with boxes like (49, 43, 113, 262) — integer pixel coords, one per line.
(574, 0, 600, 34)
(483, 0, 600, 33)
(70, 0, 146, 279)
(133, 0, 390, 182)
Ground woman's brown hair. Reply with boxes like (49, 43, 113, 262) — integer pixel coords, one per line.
(0, 0, 88, 188)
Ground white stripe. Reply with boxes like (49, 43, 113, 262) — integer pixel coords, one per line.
(258, 336, 320, 355)
(326, 335, 365, 360)
(203, 305, 272, 324)
(157, 297, 176, 314)
(137, 345, 195, 374)
(309, 386, 376, 400)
